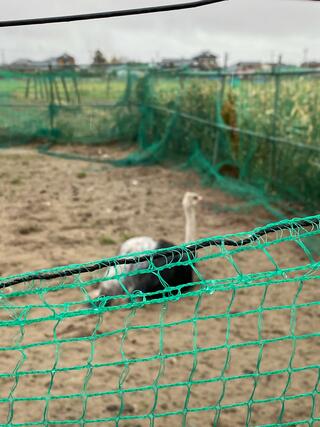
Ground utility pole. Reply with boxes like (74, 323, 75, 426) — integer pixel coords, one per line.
(270, 50, 275, 65)
(223, 52, 229, 69)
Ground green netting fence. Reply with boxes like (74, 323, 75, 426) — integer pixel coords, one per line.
(0, 215, 319, 426)
(0, 65, 319, 215)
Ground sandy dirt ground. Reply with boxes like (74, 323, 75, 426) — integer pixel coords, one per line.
(0, 144, 319, 427)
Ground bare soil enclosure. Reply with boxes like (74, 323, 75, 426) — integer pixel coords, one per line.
(0, 145, 319, 427)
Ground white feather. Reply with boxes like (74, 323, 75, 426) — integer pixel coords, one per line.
(119, 236, 157, 255)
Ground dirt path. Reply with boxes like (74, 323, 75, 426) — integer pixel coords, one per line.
(0, 145, 318, 426)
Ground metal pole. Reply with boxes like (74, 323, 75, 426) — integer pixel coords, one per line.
(43, 75, 49, 101)
(38, 73, 45, 100)
(270, 55, 282, 189)
(61, 76, 70, 103)
(213, 71, 226, 165)
(53, 77, 62, 105)
(48, 65, 55, 131)
(72, 72, 81, 105)
(25, 78, 30, 99)
(34, 76, 38, 100)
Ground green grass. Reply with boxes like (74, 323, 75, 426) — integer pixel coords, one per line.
(10, 178, 21, 185)
(99, 236, 117, 246)
(150, 74, 320, 146)
(76, 172, 87, 179)
(78, 77, 126, 103)
(0, 67, 318, 210)
(0, 68, 318, 149)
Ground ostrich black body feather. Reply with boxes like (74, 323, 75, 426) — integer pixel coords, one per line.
(98, 239, 196, 305)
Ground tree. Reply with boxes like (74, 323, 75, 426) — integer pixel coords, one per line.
(92, 50, 107, 66)
(110, 56, 122, 65)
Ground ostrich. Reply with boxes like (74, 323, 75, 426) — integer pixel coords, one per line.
(90, 192, 202, 305)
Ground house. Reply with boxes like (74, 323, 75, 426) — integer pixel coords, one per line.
(232, 62, 265, 74)
(301, 61, 320, 69)
(10, 59, 35, 71)
(192, 51, 218, 70)
(10, 54, 76, 71)
(55, 54, 76, 67)
(159, 51, 219, 71)
(40, 54, 76, 68)
(159, 58, 192, 69)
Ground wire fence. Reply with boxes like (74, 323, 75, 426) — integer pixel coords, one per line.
(0, 64, 319, 215)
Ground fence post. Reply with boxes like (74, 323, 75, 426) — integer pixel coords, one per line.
(212, 71, 226, 166)
(270, 57, 282, 190)
(38, 72, 45, 100)
(72, 71, 81, 105)
(48, 65, 55, 132)
(34, 76, 38, 100)
(43, 74, 49, 101)
(219, 52, 229, 110)
(125, 66, 133, 107)
(25, 77, 30, 99)
(53, 77, 62, 105)
(106, 71, 111, 100)
(61, 75, 70, 103)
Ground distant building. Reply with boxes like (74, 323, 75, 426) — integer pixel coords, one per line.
(230, 62, 301, 75)
(55, 54, 76, 67)
(191, 51, 218, 70)
(9, 59, 35, 71)
(159, 51, 219, 71)
(301, 61, 320, 69)
(159, 58, 192, 69)
(232, 62, 265, 74)
(10, 53, 76, 71)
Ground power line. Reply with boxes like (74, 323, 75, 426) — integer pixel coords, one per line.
(0, 0, 227, 28)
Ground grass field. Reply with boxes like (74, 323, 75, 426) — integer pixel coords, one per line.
(0, 68, 319, 146)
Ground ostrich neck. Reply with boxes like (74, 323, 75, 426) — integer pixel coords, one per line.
(184, 207, 197, 243)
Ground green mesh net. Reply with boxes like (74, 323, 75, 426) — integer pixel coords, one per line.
(0, 66, 319, 215)
(0, 66, 319, 425)
(0, 215, 319, 426)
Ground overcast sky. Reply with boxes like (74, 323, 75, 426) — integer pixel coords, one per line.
(1, 0, 319, 65)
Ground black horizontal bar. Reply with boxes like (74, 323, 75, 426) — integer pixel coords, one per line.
(0, 0, 227, 28)
(0, 217, 319, 289)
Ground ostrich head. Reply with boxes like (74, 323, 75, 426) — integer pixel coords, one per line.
(182, 192, 202, 243)
(182, 192, 202, 210)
